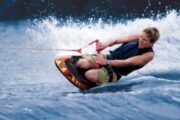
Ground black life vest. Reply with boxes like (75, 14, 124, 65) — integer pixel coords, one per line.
(107, 39, 154, 75)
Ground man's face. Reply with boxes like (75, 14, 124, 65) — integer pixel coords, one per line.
(138, 32, 153, 48)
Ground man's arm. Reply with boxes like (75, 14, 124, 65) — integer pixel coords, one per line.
(105, 34, 141, 47)
(108, 52, 154, 67)
(96, 34, 141, 51)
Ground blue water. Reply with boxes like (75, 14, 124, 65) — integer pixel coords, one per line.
(0, 11, 180, 120)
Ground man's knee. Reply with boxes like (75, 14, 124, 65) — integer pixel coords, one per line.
(76, 59, 91, 69)
(85, 70, 98, 83)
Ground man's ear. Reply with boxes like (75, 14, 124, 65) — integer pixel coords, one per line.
(150, 42, 154, 47)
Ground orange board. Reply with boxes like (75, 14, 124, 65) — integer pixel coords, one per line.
(55, 56, 95, 90)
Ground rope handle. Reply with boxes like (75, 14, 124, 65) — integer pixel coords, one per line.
(89, 39, 101, 69)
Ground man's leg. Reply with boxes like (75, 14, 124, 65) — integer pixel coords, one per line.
(84, 69, 98, 83)
(76, 58, 93, 69)
(84, 68, 110, 85)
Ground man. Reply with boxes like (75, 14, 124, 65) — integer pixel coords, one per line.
(76, 27, 160, 86)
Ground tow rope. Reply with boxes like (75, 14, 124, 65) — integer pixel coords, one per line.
(0, 39, 99, 53)
(0, 39, 101, 68)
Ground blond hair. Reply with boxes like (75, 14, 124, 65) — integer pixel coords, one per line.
(143, 27, 160, 43)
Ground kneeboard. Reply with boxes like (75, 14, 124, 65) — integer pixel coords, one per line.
(55, 56, 96, 90)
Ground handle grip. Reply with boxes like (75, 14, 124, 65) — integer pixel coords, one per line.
(94, 40, 101, 68)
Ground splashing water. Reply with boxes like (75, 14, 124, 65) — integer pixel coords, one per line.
(0, 11, 180, 120)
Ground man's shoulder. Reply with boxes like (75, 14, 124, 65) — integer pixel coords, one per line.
(141, 52, 154, 62)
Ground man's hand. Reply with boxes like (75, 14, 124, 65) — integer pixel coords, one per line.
(96, 41, 108, 52)
(95, 54, 107, 65)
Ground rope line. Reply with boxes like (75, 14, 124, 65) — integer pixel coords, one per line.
(0, 39, 99, 54)
(0, 39, 101, 68)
